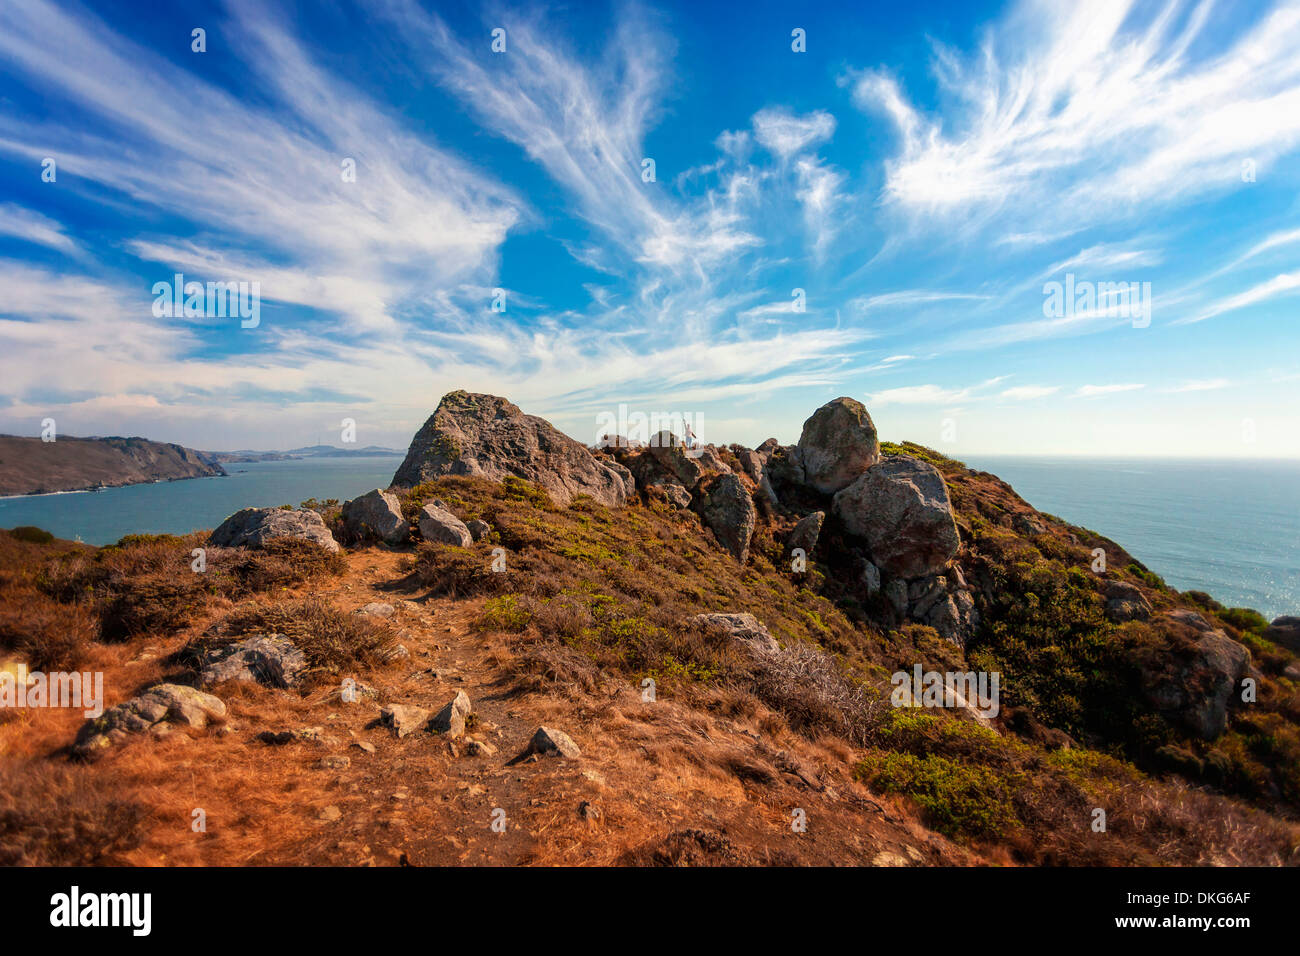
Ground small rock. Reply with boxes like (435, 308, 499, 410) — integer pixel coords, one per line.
(317, 755, 351, 770)
(352, 741, 377, 754)
(465, 739, 497, 757)
(418, 503, 474, 547)
(380, 703, 430, 738)
(523, 726, 582, 759)
(690, 612, 780, 656)
(355, 602, 395, 619)
(430, 691, 472, 739)
(318, 805, 342, 823)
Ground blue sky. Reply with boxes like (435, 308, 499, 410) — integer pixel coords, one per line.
(0, 0, 1297, 456)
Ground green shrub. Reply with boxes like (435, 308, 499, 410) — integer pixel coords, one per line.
(855, 750, 1020, 839)
(6, 526, 54, 545)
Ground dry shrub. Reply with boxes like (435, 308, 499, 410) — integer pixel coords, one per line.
(413, 542, 510, 597)
(0, 761, 148, 865)
(0, 588, 97, 671)
(191, 595, 398, 684)
(35, 535, 346, 644)
(214, 538, 346, 594)
(744, 643, 887, 746)
(0, 531, 97, 670)
(502, 639, 602, 697)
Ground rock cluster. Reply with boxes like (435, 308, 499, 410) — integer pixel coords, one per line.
(74, 684, 226, 757)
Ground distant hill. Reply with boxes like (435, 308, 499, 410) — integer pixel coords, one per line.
(0, 435, 227, 496)
(203, 445, 404, 464)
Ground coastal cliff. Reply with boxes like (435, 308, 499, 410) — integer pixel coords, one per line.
(0, 435, 226, 496)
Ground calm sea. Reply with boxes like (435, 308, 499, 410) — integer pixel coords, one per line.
(0, 455, 403, 547)
(963, 456, 1300, 621)
(2, 453, 1296, 620)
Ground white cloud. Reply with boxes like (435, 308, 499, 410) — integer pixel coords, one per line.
(1164, 378, 1230, 392)
(0, 204, 77, 253)
(1074, 383, 1146, 398)
(1000, 385, 1060, 400)
(751, 107, 836, 159)
(852, 0, 1300, 230)
(1181, 271, 1300, 324)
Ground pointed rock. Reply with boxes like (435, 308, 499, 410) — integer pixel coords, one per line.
(391, 391, 630, 508)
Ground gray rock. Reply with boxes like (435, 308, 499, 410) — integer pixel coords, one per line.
(652, 483, 692, 510)
(74, 684, 225, 756)
(418, 503, 473, 547)
(761, 445, 805, 503)
(525, 726, 582, 759)
(430, 691, 472, 739)
(691, 612, 780, 655)
(1104, 580, 1152, 622)
(380, 703, 430, 738)
(787, 511, 825, 558)
(737, 448, 764, 483)
(355, 602, 395, 619)
(797, 397, 881, 494)
(209, 507, 340, 552)
(860, 559, 882, 597)
(391, 391, 630, 508)
(199, 634, 307, 689)
(342, 489, 409, 544)
(832, 457, 960, 579)
(697, 473, 756, 562)
(630, 433, 704, 491)
(1265, 616, 1300, 653)
(466, 518, 492, 541)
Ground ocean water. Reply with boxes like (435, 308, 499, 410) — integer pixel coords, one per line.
(2, 453, 1296, 620)
(0, 455, 404, 547)
(963, 456, 1300, 621)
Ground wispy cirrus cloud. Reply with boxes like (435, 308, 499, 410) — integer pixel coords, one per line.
(850, 0, 1300, 232)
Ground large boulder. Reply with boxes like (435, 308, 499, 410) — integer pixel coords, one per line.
(697, 473, 756, 562)
(342, 489, 408, 544)
(391, 391, 629, 508)
(209, 507, 340, 552)
(832, 457, 959, 579)
(1142, 613, 1252, 740)
(418, 503, 473, 546)
(797, 397, 881, 495)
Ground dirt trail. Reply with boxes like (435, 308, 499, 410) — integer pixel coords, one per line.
(238, 548, 975, 866)
(5, 546, 975, 866)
